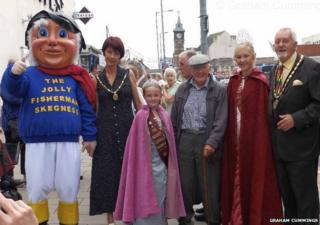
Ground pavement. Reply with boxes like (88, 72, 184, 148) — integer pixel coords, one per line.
(13, 151, 206, 225)
(12, 150, 320, 225)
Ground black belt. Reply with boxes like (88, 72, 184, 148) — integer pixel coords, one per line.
(181, 128, 206, 135)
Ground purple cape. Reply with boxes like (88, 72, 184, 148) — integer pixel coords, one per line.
(114, 105, 185, 222)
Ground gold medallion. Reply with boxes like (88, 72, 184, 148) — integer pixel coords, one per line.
(96, 72, 128, 102)
(113, 93, 119, 101)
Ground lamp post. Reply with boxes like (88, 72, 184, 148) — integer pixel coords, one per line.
(199, 0, 208, 54)
(155, 8, 174, 69)
(160, 0, 165, 63)
(159, 31, 168, 68)
(106, 25, 109, 38)
(155, 11, 160, 70)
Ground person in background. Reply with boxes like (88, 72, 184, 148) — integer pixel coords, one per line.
(0, 192, 38, 225)
(154, 73, 167, 87)
(171, 54, 228, 225)
(137, 73, 150, 89)
(178, 50, 196, 82)
(136, 65, 150, 90)
(90, 36, 141, 225)
(162, 67, 181, 113)
(126, 60, 147, 105)
(114, 79, 185, 225)
(126, 59, 147, 81)
(269, 27, 320, 223)
(0, 59, 25, 189)
(221, 42, 283, 225)
(89, 67, 99, 79)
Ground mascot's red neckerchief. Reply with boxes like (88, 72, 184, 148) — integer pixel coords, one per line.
(37, 65, 96, 110)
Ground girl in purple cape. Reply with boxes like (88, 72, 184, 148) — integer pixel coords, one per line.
(114, 79, 185, 225)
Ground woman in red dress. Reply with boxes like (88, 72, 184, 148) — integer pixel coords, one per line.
(221, 42, 283, 225)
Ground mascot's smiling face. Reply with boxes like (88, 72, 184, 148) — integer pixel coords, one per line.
(31, 19, 77, 69)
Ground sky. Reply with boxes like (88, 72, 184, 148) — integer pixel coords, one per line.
(75, 0, 320, 68)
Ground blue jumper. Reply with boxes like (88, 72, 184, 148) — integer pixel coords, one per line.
(4, 65, 96, 143)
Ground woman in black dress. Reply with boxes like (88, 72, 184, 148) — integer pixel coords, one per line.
(90, 36, 141, 225)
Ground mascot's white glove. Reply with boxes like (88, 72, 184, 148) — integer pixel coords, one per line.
(11, 60, 27, 75)
(82, 140, 97, 157)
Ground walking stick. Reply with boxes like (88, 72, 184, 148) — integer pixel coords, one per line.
(202, 155, 212, 225)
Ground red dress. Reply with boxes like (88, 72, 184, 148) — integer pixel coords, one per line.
(0, 141, 14, 176)
(221, 68, 283, 225)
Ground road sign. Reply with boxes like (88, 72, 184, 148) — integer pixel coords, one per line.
(73, 7, 94, 24)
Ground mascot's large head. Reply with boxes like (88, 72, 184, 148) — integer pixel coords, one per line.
(25, 10, 86, 69)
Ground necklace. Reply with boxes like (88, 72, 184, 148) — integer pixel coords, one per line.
(96, 72, 128, 101)
(272, 55, 303, 109)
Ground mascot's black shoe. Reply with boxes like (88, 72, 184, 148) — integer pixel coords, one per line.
(194, 207, 206, 221)
(39, 222, 48, 225)
(1, 177, 25, 189)
(11, 178, 25, 188)
(195, 207, 204, 214)
(194, 213, 206, 222)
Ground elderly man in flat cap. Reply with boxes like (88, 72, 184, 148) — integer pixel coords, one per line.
(171, 54, 228, 225)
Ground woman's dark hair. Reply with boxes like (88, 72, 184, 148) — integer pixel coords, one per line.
(101, 36, 125, 58)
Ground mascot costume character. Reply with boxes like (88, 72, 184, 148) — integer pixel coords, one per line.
(3, 10, 97, 225)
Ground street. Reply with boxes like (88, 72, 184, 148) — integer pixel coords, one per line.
(12, 150, 320, 225)
(13, 151, 206, 225)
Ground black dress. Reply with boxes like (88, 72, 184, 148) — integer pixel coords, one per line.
(90, 65, 134, 215)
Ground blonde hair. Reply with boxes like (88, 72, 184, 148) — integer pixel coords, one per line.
(163, 67, 177, 80)
(142, 79, 161, 95)
(234, 41, 256, 58)
(233, 41, 256, 68)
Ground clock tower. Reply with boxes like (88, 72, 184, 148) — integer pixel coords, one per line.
(173, 15, 185, 67)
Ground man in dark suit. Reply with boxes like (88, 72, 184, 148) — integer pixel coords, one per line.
(269, 27, 320, 223)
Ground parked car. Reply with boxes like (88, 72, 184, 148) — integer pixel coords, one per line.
(259, 64, 274, 79)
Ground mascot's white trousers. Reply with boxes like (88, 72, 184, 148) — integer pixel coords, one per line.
(26, 142, 80, 225)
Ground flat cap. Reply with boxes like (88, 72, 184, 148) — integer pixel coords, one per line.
(188, 54, 210, 67)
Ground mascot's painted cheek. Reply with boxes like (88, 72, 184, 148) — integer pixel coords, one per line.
(31, 20, 77, 69)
